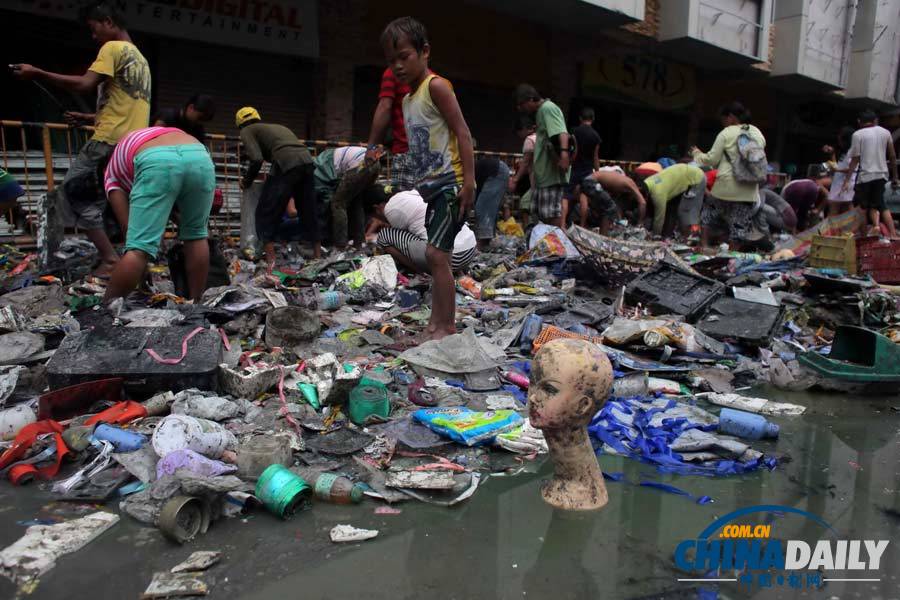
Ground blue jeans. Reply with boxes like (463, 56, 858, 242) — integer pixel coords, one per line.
(474, 161, 510, 240)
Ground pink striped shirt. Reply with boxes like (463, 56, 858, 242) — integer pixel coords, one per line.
(104, 127, 183, 196)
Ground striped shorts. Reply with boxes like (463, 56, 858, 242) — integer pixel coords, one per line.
(377, 227, 475, 272)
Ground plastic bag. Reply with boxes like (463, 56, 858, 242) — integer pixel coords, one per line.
(413, 407, 523, 446)
(496, 217, 524, 237)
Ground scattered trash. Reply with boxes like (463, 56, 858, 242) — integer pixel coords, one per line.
(142, 571, 208, 599)
(718, 408, 780, 440)
(255, 464, 311, 519)
(414, 407, 524, 446)
(704, 393, 806, 416)
(329, 524, 379, 543)
(0, 512, 119, 586)
(170, 551, 222, 573)
(158, 496, 211, 544)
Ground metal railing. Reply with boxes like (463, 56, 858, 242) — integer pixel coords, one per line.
(1, 120, 644, 241)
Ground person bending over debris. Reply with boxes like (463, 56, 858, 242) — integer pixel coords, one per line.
(579, 168, 646, 231)
(102, 127, 214, 303)
(370, 189, 476, 273)
(236, 107, 319, 262)
(638, 163, 706, 236)
(313, 145, 382, 249)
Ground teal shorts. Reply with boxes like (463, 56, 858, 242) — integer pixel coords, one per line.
(126, 144, 215, 257)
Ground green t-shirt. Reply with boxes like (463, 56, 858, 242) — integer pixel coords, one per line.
(532, 100, 570, 188)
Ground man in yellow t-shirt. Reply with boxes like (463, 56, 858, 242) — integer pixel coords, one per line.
(13, 2, 151, 276)
(639, 163, 707, 236)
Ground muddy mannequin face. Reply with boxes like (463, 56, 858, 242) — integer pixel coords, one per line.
(529, 339, 611, 430)
(528, 338, 613, 511)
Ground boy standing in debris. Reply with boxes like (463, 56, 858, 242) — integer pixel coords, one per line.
(515, 84, 571, 228)
(12, 1, 151, 277)
(381, 16, 475, 341)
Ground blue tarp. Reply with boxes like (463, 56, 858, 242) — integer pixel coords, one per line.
(588, 396, 777, 477)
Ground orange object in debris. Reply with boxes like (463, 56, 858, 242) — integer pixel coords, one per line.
(84, 401, 148, 427)
(532, 324, 604, 353)
(457, 275, 482, 299)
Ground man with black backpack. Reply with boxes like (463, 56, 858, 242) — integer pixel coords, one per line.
(690, 102, 767, 249)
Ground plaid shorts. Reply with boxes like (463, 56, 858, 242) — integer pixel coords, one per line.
(532, 185, 565, 221)
(62, 140, 115, 229)
(700, 195, 756, 240)
(390, 152, 416, 192)
(581, 176, 618, 220)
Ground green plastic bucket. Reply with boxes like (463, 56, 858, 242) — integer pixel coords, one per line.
(348, 382, 390, 426)
(255, 464, 311, 519)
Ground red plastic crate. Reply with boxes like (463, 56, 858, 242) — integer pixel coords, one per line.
(856, 237, 900, 284)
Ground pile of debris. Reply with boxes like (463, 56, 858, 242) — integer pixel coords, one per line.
(0, 219, 898, 595)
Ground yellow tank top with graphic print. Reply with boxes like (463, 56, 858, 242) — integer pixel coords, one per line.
(402, 74, 464, 186)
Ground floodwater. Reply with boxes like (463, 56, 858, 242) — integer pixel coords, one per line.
(0, 386, 897, 600)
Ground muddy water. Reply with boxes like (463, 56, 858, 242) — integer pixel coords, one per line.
(0, 386, 897, 599)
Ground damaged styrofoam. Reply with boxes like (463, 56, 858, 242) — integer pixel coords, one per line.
(170, 551, 222, 573)
(704, 392, 806, 416)
(0, 365, 25, 406)
(292, 352, 361, 405)
(0, 512, 119, 586)
(329, 524, 379, 543)
(219, 363, 281, 400)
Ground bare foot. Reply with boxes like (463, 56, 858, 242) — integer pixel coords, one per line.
(424, 327, 457, 342)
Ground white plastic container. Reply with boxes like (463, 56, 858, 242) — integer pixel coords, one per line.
(0, 405, 36, 440)
(151, 414, 236, 459)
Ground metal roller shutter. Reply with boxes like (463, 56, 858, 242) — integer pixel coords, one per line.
(154, 38, 315, 139)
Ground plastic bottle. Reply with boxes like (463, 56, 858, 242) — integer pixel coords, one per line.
(457, 276, 482, 299)
(718, 408, 779, 440)
(502, 370, 530, 389)
(92, 423, 146, 452)
(519, 314, 544, 354)
(293, 468, 365, 504)
(317, 290, 345, 311)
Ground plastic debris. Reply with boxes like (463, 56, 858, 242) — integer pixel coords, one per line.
(170, 551, 222, 573)
(142, 571, 208, 598)
(704, 393, 806, 416)
(329, 524, 379, 543)
(414, 407, 523, 446)
(0, 512, 119, 586)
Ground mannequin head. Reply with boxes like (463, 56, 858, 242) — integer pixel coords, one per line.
(529, 339, 612, 430)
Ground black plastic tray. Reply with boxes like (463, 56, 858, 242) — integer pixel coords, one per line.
(47, 326, 222, 398)
(625, 263, 723, 322)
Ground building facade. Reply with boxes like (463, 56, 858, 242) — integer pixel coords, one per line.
(2, 0, 898, 168)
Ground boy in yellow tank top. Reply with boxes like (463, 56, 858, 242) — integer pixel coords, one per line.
(381, 17, 476, 342)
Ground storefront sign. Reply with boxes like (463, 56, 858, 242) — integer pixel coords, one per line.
(582, 54, 695, 110)
(7, 0, 318, 58)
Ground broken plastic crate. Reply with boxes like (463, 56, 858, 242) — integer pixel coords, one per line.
(808, 235, 857, 274)
(625, 263, 723, 322)
(798, 325, 900, 383)
(47, 326, 222, 397)
(856, 237, 900, 284)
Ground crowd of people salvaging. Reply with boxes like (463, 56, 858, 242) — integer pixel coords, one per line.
(7, 4, 900, 343)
